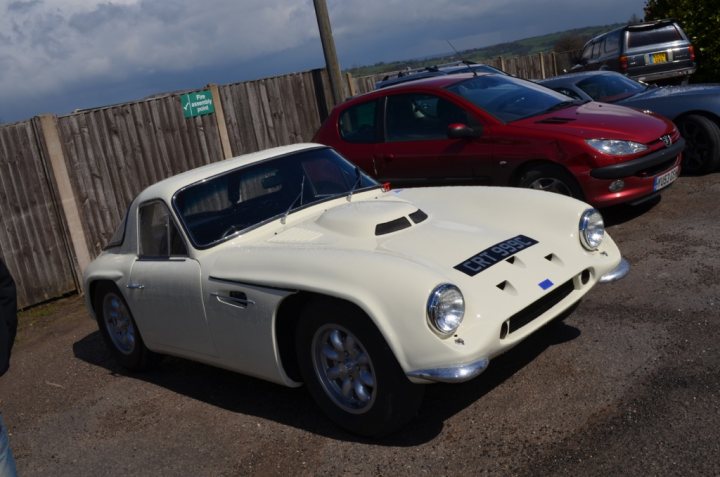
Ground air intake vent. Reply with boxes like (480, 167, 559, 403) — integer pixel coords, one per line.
(504, 279, 574, 335)
(409, 209, 428, 224)
(375, 217, 412, 236)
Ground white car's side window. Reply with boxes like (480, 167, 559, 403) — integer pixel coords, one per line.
(138, 201, 187, 258)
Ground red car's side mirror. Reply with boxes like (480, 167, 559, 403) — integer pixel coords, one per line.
(447, 123, 481, 139)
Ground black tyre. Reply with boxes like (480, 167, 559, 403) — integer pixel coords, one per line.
(296, 298, 424, 437)
(93, 282, 154, 371)
(676, 114, 720, 175)
(518, 164, 584, 200)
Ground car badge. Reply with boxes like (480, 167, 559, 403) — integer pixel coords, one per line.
(661, 135, 672, 148)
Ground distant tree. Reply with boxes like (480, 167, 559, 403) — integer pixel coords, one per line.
(645, 0, 720, 82)
(628, 13, 643, 25)
(553, 34, 587, 53)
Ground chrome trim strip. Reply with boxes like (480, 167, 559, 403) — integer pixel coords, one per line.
(599, 257, 630, 283)
(207, 275, 296, 292)
(406, 357, 489, 383)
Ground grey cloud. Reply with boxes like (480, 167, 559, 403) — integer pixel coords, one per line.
(0, 0, 646, 123)
(68, 3, 136, 33)
(7, 0, 42, 14)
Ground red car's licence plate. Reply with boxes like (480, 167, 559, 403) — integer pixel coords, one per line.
(654, 166, 679, 191)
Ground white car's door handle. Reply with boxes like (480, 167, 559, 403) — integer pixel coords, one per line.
(211, 292, 255, 308)
(126, 283, 145, 289)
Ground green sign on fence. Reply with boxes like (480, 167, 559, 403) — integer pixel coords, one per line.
(180, 90, 215, 118)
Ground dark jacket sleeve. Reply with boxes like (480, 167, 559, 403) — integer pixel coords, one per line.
(0, 259, 18, 376)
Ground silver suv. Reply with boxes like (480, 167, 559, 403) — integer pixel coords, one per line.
(571, 20, 696, 84)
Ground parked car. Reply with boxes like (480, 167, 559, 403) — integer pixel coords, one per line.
(313, 73, 683, 208)
(570, 19, 696, 84)
(375, 60, 506, 89)
(83, 143, 628, 436)
(539, 70, 720, 174)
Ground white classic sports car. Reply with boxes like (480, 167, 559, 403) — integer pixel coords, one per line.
(83, 143, 629, 436)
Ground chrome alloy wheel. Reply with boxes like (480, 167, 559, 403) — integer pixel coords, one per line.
(311, 324, 377, 414)
(102, 293, 136, 355)
(527, 177, 573, 196)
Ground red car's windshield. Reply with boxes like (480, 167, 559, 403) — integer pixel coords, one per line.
(446, 75, 574, 122)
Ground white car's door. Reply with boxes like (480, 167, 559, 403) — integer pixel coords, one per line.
(126, 200, 215, 358)
(203, 277, 295, 384)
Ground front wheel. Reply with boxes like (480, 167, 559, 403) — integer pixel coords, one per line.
(518, 164, 584, 199)
(296, 298, 424, 436)
(93, 282, 155, 370)
(676, 114, 720, 174)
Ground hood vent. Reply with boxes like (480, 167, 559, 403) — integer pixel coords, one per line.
(375, 217, 412, 235)
(409, 209, 428, 224)
(375, 208, 428, 236)
(535, 117, 576, 124)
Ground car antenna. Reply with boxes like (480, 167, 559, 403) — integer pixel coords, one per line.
(446, 40, 477, 77)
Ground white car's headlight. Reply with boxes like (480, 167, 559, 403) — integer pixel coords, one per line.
(579, 208, 604, 250)
(586, 139, 647, 156)
(427, 284, 464, 335)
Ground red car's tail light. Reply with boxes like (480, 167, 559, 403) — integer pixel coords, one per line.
(619, 55, 628, 72)
(689, 45, 696, 61)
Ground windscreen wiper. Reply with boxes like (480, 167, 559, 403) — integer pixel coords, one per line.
(281, 176, 305, 224)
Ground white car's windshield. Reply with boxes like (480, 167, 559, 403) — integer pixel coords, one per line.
(173, 147, 378, 247)
(447, 75, 576, 122)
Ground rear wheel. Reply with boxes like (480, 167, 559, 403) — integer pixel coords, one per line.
(93, 282, 155, 370)
(676, 114, 720, 174)
(518, 164, 584, 199)
(296, 298, 424, 436)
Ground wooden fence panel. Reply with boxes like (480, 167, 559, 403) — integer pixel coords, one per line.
(0, 120, 76, 308)
(57, 95, 225, 258)
(351, 49, 584, 93)
(219, 69, 333, 156)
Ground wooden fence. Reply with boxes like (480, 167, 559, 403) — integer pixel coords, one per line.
(0, 50, 579, 309)
(0, 120, 77, 308)
(350, 49, 582, 94)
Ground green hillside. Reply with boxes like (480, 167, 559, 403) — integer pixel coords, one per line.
(347, 23, 624, 77)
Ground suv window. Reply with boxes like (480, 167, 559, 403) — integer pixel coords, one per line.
(627, 25, 682, 48)
(603, 32, 621, 54)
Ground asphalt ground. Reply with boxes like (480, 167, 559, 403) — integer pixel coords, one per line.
(1, 172, 718, 476)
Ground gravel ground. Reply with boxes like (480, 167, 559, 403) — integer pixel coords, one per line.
(1, 173, 719, 476)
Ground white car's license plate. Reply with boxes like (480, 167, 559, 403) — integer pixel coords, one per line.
(654, 166, 679, 191)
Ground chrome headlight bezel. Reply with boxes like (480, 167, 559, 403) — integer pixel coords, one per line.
(426, 284, 465, 336)
(579, 208, 605, 250)
(586, 139, 647, 156)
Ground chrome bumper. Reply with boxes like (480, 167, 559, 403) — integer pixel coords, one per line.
(406, 357, 489, 383)
(599, 257, 630, 283)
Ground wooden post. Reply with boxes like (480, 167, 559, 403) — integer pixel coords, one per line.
(313, 0, 344, 107)
(539, 52, 546, 79)
(345, 72, 357, 97)
(208, 83, 234, 159)
(37, 114, 92, 281)
(498, 56, 506, 72)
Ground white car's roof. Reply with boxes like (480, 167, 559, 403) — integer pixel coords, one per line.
(136, 143, 326, 203)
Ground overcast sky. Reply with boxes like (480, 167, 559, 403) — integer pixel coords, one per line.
(0, 0, 645, 123)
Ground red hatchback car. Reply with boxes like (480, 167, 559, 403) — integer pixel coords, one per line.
(313, 73, 683, 208)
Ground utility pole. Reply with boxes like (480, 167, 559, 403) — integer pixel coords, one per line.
(313, 0, 344, 107)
